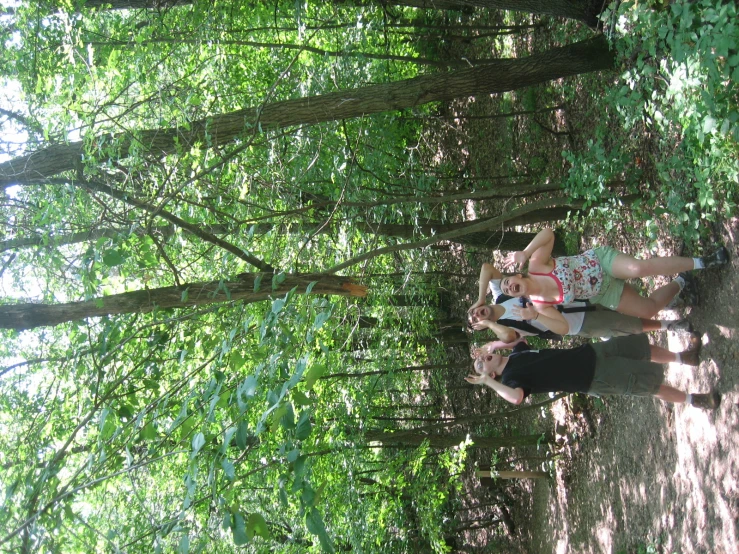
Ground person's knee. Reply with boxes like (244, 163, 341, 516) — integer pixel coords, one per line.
(639, 303, 659, 319)
(619, 297, 658, 319)
(628, 259, 653, 278)
(612, 255, 647, 279)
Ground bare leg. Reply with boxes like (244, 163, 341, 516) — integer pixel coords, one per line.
(648, 281, 681, 312)
(610, 253, 693, 279)
(649, 344, 678, 363)
(654, 385, 687, 404)
(641, 318, 661, 332)
(616, 284, 662, 318)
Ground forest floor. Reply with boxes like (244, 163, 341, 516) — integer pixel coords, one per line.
(515, 218, 739, 554)
(445, 218, 739, 554)
(427, 13, 739, 553)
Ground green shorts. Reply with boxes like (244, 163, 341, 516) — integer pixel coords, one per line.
(587, 334, 664, 397)
(589, 246, 625, 310)
(577, 305, 643, 338)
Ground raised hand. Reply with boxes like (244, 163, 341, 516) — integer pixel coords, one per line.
(472, 344, 492, 358)
(511, 302, 538, 321)
(503, 250, 528, 270)
(465, 373, 490, 386)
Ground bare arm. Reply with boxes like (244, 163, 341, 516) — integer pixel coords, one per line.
(483, 336, 528, 351)
(471, 262, 502, 309)
(465, 373, 525, 405)
(507, 228, 555, 270)
(512, 302, 570, 335)
(471, 320, 518, 343)
(534, 306, 569, 335)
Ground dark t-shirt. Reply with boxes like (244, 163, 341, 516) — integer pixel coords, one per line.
(501, 342, 596, 398)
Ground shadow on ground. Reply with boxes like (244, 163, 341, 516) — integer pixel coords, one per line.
(521, 218, 739, 554)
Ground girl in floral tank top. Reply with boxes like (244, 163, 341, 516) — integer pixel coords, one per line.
(474, 228, 727, 325)
(529, 250, 604, 304)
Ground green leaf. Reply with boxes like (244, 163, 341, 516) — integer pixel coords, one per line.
(287, 448, 300, 462)
(253, 274, 263, 292)
(241, 375, 257, 398)
(301, 484, 316, 507)
(270, 403, 289, 433)
(313, 481, 327, 505)
(295, 410, 312, 440)
(222, 426, 237, 453)
(191, 432, 206, 457)
(272, 272, 287, 290)
(230, 352, 245, 372)
(246, 513, 271, 539)
(139, 423, 157, 440)
(178, 535, 190, 554)
(293, 456, 307, 481)
(280, 402, 296, 430)
(232, 513, 249, 546)
(271, 297, 285, 314)
(221, 512, 232, 531)
(312, 311, 331, 331)
(304, 364, 327, 390)
(235, 420, 251, 450)
(292, 390, 313, 407)
(221, 459, 236, 480)
(102, 249, 125, 267)
(305, 508, 335, 553)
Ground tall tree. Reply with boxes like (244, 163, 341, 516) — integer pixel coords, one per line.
(0, 272, 366, 330)
(0, 35, 614, 188)
(380, 0, 606, 27)
(69, 0, 606, 26)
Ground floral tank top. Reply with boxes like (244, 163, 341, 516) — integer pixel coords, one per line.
(530, 250, 603, 304)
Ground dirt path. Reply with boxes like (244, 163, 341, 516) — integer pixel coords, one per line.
(521, 217, 739, 554)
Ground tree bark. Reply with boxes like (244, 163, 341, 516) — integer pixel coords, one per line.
(356, 221, 569, 254)
(81, 0, 188, 8)
(79, 0, 605, 26)
(356, 221, 538, 251)
(365, 430, 545, 449)
(0, 273, 366, 330)
(475, 470, 549, 479)
(0, 36, 614, 189)
(379, 0, 605, 27)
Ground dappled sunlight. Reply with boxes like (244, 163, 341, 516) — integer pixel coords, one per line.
(526, 251, 739, 552)
(596, 521, 614, 553)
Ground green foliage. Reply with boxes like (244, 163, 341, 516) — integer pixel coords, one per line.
(564, 0, 738, 244)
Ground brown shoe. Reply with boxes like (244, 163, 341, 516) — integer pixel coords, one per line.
(679, 333, 702, 366)
(690, 391, 721, 410)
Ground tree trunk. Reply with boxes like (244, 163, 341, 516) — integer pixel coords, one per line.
(81, 0, 187, 8)
(475, 470, 549, 479)
(0, 273, 366, 330)
(356, 221, 568, 254)
(380, 0, 605, 27)
(0, 222, 325, 254)
(79, 0, 605, 26)
(365, 430, 545, 449)
(0, 36, 614, 188)
(321, 363, 466, 381)
(356, 221, 537, 251)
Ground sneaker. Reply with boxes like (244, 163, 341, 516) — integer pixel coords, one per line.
(666, 319, 693, 334)
(689, 391, 721, 410)
(678, 332, 702, 366)
(700, 246, 729, 269)
(677, 271, 699, 306)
